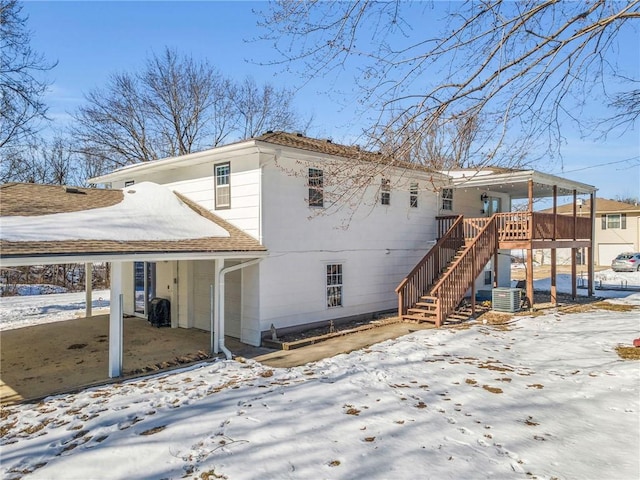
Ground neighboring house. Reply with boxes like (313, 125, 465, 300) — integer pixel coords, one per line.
(1, 132, 597, 379)
(537, 198, 640, 266)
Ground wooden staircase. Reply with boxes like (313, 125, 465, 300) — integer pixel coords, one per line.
(396, 215, 498, 326)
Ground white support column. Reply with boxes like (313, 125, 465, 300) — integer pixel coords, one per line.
(213, 259, 221, 355)
(109, 261, 124, 378)
(85, 262, 93, 318)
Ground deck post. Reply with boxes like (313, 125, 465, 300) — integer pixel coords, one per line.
(85, 262, 92, 318)
(526, 180, 534, 310)
(571, 190, 577, 300)
(588, 193, 596, 296)
(526, 247, 534, 310)
(551, 186, 557, 305)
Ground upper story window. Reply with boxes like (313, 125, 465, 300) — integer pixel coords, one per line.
(381, 178, 391, 205)
(602, 213, 626, 230)
(214, 162, 230, 209)
(308, 168, 324, 207)
(410, 183, 418, 208)
(442, 188, 453, 211)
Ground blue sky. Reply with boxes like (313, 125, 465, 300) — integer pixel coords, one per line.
(21, 1, 640, 202)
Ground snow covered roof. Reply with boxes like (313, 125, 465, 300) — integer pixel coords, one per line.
(0, 182, 266, 266)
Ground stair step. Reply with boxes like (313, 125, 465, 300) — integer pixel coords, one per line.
(419, 296, 438, 302)
(415, 302, 437, 309)
(408, 308, 435, 315)
(402, 314, 437, 323)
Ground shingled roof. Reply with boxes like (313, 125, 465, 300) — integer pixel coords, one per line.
(0, 182, 266, 264)
(540, 197, 640, 215)
(254, 131, 435, 172)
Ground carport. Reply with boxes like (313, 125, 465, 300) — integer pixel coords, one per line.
(0, 182, 267, 384)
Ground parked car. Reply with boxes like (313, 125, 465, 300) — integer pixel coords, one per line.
(611, 252, 640, 272)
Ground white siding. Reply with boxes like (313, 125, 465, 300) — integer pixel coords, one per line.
(257, 155, 442, 332)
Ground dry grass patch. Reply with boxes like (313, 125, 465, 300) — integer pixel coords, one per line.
(560, 301, 636, 315)
(482, 385, 503, 394)
(615, 345, 640, 360)
(139, 425, 166, 436)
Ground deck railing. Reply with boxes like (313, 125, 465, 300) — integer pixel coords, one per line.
(495, 212, 591, 242)
(396, 215, 465, 316)
(430, 216, 498, 326)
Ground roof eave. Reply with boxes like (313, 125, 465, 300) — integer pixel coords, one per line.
(0, 250, 268, 267)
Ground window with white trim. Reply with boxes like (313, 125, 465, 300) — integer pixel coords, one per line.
(410, 183, 418, 208)
(442, 188, 453, 210)
(602, 213, 626, 230)
(381, 178, 391, 205)
(124, 180, 135, 187)
(308, 168, 324, 207)
(214, 162, 230, 209)
(326, 264, 343, 308)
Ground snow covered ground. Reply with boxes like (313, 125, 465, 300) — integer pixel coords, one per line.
(1, 275, 639, 479)
(0, 289, 110, 331)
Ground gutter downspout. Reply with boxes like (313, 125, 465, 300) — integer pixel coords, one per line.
(217, 258, 264, 359)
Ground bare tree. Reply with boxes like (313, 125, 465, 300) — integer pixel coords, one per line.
(2, 135, 79, 185)
(232, 76, 310, 138)
(0, 0, 55, 177)
(73, 48, 310, 170)
(259, 0, 639, 168)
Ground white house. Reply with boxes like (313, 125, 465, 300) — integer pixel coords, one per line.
(2, 133, 598, 380)
(90, 132, 450, 347)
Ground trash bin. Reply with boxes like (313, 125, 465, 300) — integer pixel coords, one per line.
(149, 297, 171, 327)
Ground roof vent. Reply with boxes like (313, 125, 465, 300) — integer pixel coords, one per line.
(296, 132, 303, 137)
(326, 139, 332, 143)
(265, 130, 273, 134)
(63, 186, 82, 194)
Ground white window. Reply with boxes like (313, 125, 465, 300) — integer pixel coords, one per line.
(602, 214, 626, 230)
(381, 178, 391, 205)
(215, 163, 230, 209)
(410, 183, 418, 208)
(124, 180, 135, 187)
(308, 168, 324, 207)
(442, 188, 453, 211)
(326, 264, 343, 308)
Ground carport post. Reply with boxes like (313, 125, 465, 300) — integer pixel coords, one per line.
(109, 261, 124, 378)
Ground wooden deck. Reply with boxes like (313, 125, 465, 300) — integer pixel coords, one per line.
(397, 212, 594, 327)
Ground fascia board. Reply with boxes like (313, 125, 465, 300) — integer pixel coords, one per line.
(0, 251, 268, 268)
(89, 140, 260, 184)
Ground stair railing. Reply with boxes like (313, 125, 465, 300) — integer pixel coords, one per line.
(430, 215, 498, 326)
(396, 215, 465, 317)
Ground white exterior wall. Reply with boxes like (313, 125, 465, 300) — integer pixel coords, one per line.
(446, 188, 511, 219)
(258, 154, 442, 333)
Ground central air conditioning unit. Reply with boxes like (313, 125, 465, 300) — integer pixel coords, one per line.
(492, 287, 522, 313)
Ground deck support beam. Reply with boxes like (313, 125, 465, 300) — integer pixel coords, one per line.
(85, 262, 92, 318)
(588, 193, 596, 296)
(551, 186, 557, 306)
(572, 190, 578, 300)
